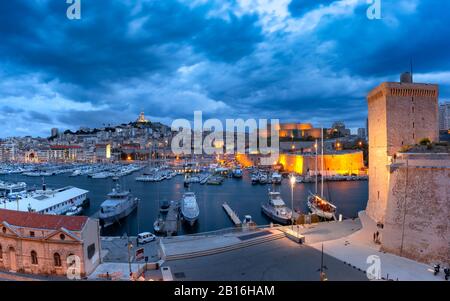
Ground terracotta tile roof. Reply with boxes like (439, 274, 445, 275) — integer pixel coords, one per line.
(0, 209, 88, 231)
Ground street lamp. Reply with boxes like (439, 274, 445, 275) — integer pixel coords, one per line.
(289, 175, 296, 230)
(127, 238, 133, 276)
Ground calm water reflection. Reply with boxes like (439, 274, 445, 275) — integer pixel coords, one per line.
(1, 171, 368, 236)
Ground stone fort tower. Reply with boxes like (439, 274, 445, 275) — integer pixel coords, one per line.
(366, 73, 439, 223)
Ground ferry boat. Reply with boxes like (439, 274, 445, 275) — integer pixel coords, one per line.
(261, 191, 292, 225)
(1, 184, 88, 215)
(181, 192, 199, 226)
(98, 184, 138, 227)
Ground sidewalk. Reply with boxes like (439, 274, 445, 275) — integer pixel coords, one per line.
(309, 211, 443, 281)
(88, 262, 163, 281)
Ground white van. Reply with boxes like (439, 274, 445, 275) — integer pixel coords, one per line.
(137, 232, 156, 244)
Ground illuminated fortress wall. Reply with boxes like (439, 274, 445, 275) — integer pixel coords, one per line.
(279, 152, 365, 175)
(236, 152, 365, 175)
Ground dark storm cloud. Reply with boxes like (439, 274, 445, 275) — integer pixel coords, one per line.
(314, 0, 450, 77)
(0, 0, 449, 137)
(1, 106, 24, 114)
(28, 111, 53, 124)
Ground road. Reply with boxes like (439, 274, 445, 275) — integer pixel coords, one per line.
(101, 236, 160, 263)
(162, 237, 368, 281)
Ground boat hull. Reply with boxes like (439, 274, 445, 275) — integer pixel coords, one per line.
(307, 199, 335, 220)
(261, 204, 291, 225)
(99, 201, 137, 227)
(182, 215, 198, 226)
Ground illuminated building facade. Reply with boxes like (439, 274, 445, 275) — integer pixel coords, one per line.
(236, 151, 365, 176)
(278, 123, 322, 140)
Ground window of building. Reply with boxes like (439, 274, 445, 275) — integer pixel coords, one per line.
(377, 191, 380, 200)
(60, 234, 66, 240)
(87, 243, 96, 260)
(0, 244, 2, 260)
(67, 253, 76, 267)
(30, 231, 35, 237)
(54, 253, 62, 267)
(2, 227, 6, 234)
(31, 251, 38, 265)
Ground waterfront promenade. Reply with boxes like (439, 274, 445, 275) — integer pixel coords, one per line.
(309, 212, 442, 281)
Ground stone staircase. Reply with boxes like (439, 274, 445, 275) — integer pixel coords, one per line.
(162, 230, 286, 261)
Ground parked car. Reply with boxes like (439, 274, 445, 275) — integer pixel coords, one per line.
(137, 232, 156, 244)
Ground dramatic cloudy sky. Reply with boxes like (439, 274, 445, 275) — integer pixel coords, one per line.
(0, 0, 449, 137)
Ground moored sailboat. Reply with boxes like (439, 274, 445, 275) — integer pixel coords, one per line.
(307, 128, 337, 220)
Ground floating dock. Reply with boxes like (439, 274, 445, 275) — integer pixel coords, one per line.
(222, 203, 241, 226)
(164, 201, 180, 236)
(155, 201, 180, 236)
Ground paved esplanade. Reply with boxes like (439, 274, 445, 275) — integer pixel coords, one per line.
(160, 220, 367, 281)
(164, 238, 367, 281)
(310, 211, 442, 281)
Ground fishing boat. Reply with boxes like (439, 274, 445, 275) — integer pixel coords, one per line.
(251, 173, 259, 185)
(98, 184, 138, 227)
(159, 199, 170, 213)
(70, 170, 81, 177)
(232, 168, 243, 178)
(206, 176, 222, 185)
(65, 205, 83, 216)
(242, 215, 257, 228)
(261, 191, 292, 225)
(181, 192, 199, 226)
(153, 216, 164, 234)
(271, 172, 282, 185)
(259, 173, 268, 184)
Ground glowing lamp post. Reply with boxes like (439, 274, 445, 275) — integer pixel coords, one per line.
(289, 175, 296, 230)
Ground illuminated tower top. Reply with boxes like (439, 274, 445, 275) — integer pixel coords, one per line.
(137, 111, 149, 123)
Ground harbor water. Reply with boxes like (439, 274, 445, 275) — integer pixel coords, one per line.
(0, 171, 368, 236)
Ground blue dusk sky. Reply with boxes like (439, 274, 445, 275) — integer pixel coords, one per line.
(0, 0, 449, 137)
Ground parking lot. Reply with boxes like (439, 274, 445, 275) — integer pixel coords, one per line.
(101, 236, 161, 263)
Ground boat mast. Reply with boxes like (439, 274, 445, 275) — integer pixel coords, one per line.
(315, 139, 318, 195)
(321, 127, 324, 198)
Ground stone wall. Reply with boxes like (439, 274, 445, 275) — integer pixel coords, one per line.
(235, 152, 365, 175)
(382, 156, 449, 264)
(366, 82, 439, 223)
